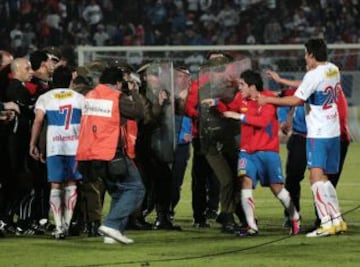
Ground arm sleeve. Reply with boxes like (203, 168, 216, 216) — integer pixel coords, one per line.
(294, 71, 317, 101)
(35, 95, 46, 113)
(120, 92, 144, 121)
(0, 102, 4, 111)
(243, 103, 276, 128)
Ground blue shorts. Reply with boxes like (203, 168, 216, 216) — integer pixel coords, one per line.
(238, 151, 284, 188)
(306, 137, 340, 174)
(46, 155, 82, 183)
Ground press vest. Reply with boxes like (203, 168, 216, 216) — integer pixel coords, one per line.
(76, 84, 121, 161)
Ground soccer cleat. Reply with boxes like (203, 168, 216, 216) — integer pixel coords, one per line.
(306, 225, 336, 237)
(0, 220, 6, 237)
(235, 226, 258, 237)
(15, 226, 25, 236)
(290, 218, 301, 235)
(334, 221, 347, 234)
(98, 225, 134, 244)
(52, 229, 66, 240)
(205, 209, 218, 220)
(153, 218, 182, 231)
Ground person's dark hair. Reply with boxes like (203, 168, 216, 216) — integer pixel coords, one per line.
(73, 75, 91, 87)
(52, 65, 72, 88)
(202, 56, 230, 73)
(240, 69, 263, 92)
(206, 50, 234, 61)
(99, 66, 124, 85)
(29, 50, 49, 71)
(305, 38, 328, 62)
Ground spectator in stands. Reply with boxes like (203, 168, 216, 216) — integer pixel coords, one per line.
(93, 24, 110, 46)
(2, 0, 360, 54)
(9, 23, 24, 56)
(263, 18, 283, 44)
(82, 0, 103, 34)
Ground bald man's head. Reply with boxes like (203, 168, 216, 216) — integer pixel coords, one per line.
(11, 58, 33, 82)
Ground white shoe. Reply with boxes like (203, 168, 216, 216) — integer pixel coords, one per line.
(104, 237, 118, 244)
(306, 225, 336, 237)
(98, 225, 134, 244)
(52, 228, 66, 240)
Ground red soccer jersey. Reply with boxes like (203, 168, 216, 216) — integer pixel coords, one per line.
(229, 90, 279, 153)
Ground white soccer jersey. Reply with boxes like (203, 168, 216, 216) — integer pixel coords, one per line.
(35, 88, 85, 157)
(295, 62, 340, 138)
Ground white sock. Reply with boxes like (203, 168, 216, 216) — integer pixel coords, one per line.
(64, 185, 78, 229)
(324, 180, 343, 224)
(311, 181, 331, 227)
(277, 188, 300, 221)
(241, 189, 258, 231)
(50, 189, 63, 231)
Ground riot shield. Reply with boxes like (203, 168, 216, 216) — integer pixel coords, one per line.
(198, 59, 246, 154)
(145, 61, 176, 163)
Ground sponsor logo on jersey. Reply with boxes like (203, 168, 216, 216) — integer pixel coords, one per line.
(53, 91, 74, 99)
(325, 67, 339, 78)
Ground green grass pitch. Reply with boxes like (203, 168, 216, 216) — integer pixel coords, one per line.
(0, 143, 359, 267)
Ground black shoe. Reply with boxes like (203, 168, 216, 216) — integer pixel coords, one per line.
(221, 223, 240, 234)
(29, 222, 46, 235)
(216, 212, 235, 225)
(88, 221, 101, 237)
(235, 226, 259, 237)
(68, 221, 82, 236)
(153, 218, 182, 231)
(169, 211, 175, 221)
(4, 224, 16, 234)
(205, 209, 218, 220)
(193, 222, 210, 228)
(128, 218, 153, 230)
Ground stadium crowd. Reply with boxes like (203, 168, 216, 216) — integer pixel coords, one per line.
(1, 0, 360, 57)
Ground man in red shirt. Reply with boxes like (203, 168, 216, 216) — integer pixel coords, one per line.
(222, 70, 301, 236)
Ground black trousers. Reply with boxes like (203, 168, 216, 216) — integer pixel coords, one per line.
(170, 143, 190, 212)
(284, 133, 307, 213)
(191, 138, 219, 223)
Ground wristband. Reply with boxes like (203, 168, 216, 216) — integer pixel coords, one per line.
(239, 114, 245, 121)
